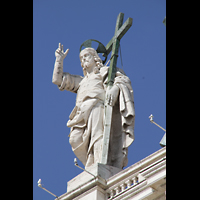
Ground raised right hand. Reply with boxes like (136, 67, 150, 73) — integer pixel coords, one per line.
(55, 43, 69, 62)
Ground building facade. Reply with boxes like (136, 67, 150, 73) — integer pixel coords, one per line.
(57, 147, 166, 200)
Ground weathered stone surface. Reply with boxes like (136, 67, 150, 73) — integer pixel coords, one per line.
(52, 45, 135, 169)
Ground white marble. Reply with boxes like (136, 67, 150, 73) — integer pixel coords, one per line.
(67, 163, 122, 193)
(57, 147, 166, 200)
(52, 44, 135, 169)
(72, 186, 105, 200)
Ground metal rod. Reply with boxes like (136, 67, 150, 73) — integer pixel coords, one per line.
(40, 186, 58, 198)
(151, 121, 166, 132)
(105, 53, 118, 67)
(38, 179, 59, 199)
(149, 114, 166, 132)
(75, 163, 96, 178)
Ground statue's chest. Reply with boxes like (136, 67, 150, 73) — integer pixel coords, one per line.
(76, 73, 105, 102)
(79, 73, 104, 91)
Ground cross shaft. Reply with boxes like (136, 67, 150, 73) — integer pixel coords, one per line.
(101, 13, 133, 165)
(106, 13, 132, 86)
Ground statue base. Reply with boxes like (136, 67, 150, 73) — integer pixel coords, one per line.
(57, 147, 166, 200)
(67, 163, 122, 193)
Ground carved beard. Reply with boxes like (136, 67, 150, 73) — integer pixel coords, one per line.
(83, 62, 88, 70)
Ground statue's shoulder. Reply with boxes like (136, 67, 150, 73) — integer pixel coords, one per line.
(100, 66, 126, 76)
(100, 66, 109, 77)
(100, 66, 109, 73)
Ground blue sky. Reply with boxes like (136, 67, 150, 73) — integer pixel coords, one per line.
(33, 0, 166, 199)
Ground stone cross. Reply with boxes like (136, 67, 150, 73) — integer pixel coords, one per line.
(101, 13, 133, 165)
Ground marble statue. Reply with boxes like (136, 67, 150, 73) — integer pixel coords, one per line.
(52, 43, 135, 169)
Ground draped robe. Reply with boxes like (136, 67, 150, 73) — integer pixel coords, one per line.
(58, 66, 135, 169)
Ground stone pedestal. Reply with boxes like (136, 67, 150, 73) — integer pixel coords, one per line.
(57, 147, 166, 200)
(67, 163, 122, 193)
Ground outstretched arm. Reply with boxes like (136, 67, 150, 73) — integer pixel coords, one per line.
(52, 43, 69, 86)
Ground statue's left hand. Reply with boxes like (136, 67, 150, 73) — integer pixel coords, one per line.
(106, 85, 120, 106)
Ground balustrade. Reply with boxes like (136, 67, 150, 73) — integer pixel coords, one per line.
(107, 175, 139, 199)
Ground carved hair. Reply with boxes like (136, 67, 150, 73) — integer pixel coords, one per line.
(79, 48, 104, 76)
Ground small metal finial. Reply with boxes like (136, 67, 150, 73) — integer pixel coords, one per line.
(37, 179, 42, 187)
(37, 178, 58, 198)
(149, 114, 154, 122)
(74, 158, 78, 166)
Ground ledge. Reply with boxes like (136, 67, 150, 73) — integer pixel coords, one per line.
(57, 147, 166, 200)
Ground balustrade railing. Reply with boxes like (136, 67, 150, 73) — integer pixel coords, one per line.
(107, 174, 139, 199)
(106, 155, 166, 199)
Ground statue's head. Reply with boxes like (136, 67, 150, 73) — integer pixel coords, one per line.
(79, 48, 104, 76)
